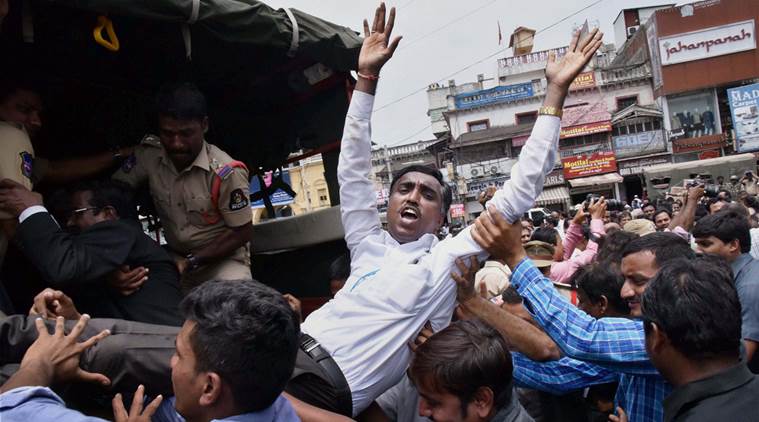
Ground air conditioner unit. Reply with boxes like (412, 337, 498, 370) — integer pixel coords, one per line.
(470, 168, 479, 177)
(627, 26, 639, 38)
(490, 166, 500, 175)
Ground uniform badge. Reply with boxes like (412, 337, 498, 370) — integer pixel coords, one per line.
(229, 189, 249, 211)
(19, 152, 33, 179)
(121, 154, 137, 173)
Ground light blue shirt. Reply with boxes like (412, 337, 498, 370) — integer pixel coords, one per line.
(0, 387, 300, 422)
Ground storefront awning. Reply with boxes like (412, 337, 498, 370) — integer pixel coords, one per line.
(536, 186, 570, 206)
(568, 173, 623, 188)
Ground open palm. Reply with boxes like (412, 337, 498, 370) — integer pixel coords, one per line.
(358, 3, 402, 75)
(545, 28, 603, 89)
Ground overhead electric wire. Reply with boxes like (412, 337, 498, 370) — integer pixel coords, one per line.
(374, 0, 605, 114)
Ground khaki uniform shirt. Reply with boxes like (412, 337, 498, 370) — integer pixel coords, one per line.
(0, 122, 35, 265)
(112, 136, 252, 263)
(475, 260, 512, 299)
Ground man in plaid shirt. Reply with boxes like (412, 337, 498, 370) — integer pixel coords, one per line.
(465, 212, 697, 422)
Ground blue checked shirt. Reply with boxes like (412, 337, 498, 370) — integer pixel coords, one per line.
(513, 352, 619, 395)
(510, 258, 672, 422)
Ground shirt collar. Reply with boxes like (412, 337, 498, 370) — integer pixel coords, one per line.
(211, 395, 299, 422)
(731, 253, 753, 275)
(160, 141, 211, 174)
(663, 363, 753, 422)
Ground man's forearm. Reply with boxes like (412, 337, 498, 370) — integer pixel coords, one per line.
(542, 83, 568, 110)
(43, 150, 127, 185)
(461, 297, 560, 361)
(0, 363, 52, 393)
(193, 223, 253, 265)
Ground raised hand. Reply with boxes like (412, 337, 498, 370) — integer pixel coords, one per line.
(545, 27, 604, 90)
(22, 315, 110, 386)
(113, 384, 164, 422)
(358, 3, 402, 77)
(451, 256, 481, 304)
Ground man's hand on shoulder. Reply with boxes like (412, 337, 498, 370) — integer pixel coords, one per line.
(472, 206, 527, 270)
(0, 178, 43, 217)
(108, 266, 149, 296)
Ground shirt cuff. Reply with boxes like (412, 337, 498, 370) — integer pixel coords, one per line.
(348, 90, 375, 120)
(19, 205, 48, 223)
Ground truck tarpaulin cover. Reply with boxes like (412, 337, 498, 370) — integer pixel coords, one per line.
(1, 0, 362, 170)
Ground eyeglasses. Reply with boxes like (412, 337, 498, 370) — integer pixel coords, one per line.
(68, 206, 100, 220)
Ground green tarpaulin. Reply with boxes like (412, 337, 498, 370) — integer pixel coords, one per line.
(1, 0, 362, 170)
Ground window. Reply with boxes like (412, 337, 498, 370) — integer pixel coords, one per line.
(516, 111, 538, 125)
(318, 188, 329, 204)
(616, 95, 638, 110)
(467, 119, 490, 132)
(668, 90, 719, 138)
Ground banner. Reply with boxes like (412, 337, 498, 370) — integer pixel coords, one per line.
(450, 204, 466, 218)
(569, 71, 596, 90)
(727, 82, 759, 153)
(612, 130, 667, 158)
(454, 82, 534, 110)
(249, 170, 295, 209)
(618, 155, 670, 176)
(560, 121, 612, 139)
(658, 20, 756, 66)
(562, 151, 618, 179)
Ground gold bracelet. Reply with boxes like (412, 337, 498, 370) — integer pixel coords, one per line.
(538, 106, 563, 118)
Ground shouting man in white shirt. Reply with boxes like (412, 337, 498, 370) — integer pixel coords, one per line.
(285, 2, 604, 418)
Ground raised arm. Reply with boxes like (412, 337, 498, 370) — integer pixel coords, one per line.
(488, 28, 603, 223)
(471, 207, 658, 375)
(338, 3, 401, 252)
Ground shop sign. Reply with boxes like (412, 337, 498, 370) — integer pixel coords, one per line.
(569, 72, 596, 91)
(658, 20, 756, 66)
(618, 156, 670, 176)
(612, 130, 667, 158)
(561, 101, 611, 128)
(698, 150, 720, 160)
(450, 204, 466, 219)
(562, 151, 618, 179)
(545, 170, 566, 187)
(375, 188, 389, 206)
(454, 82, 534, 110)
(467, 176, 508, 195)
(672, 134, 725, 153)
(727, 82, 759, 152)
(560, 121, 612, 139)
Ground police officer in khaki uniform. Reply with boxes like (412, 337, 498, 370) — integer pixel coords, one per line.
(113, 83, 253, 290)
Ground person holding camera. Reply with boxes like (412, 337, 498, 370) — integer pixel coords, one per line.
(740, 171, 759, 196)
(542, 196, 607, 284)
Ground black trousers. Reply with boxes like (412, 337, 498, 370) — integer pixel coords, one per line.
(285, 347, 352, 417)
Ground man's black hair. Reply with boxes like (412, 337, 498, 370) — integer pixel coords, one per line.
(642, 203, 655, 211)
(0, 75, 39, 104)
(530, 227, 559, 246)
(545, 216, 559, 229)
(389, 164, 453, 218)
(653, 209, 671, 220)
(692, 210, 751, 254)
(596, 230, 639, 264)
(501, 286, 523, 305)
(180, 280, 299, 412)
(642, 256, 740, 360)
(51, 179, 137, 221)
(156, 82, 207, 121)
(621, 232, 695, 266)
(409, 320, 513, 417)
(328, 253, 350, 281)
(571, 263, 629, 315)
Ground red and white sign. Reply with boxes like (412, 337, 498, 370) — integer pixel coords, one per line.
(569, 72, 596, 91)
(450, 204, 466, 218)
(562, 151, 618, 179)
(658, 20, 756, 66)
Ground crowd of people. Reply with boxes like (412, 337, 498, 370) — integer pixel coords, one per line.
(0, 3, 757, 422)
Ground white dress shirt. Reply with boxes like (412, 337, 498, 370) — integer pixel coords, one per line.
(300, 91, 561, 415)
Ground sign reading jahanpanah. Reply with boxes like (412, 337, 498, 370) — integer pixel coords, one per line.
(560, 121, 612, 139)
(562, 151, 618, 179)
(658, 20, 756, 66)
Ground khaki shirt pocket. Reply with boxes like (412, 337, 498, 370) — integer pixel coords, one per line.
(185, 197, 218, 227)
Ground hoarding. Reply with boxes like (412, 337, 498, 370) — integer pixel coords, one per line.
(454, 82, 534, 110)
(658, 20, 756, 66)
(250, 170, 295, 209)
(727, 82, 759, 153)
(562, 151, 618, 179)
(612, 130, 667, 158)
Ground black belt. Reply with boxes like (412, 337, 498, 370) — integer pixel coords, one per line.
(299, 333, 353, 417)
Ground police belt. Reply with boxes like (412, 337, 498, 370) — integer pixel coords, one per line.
(299, 333, 353, 416)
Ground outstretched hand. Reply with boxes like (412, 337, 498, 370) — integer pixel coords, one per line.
(22, 315, 110, 386)
(545, 27, 604, 89)
(358, 3, 402, 76)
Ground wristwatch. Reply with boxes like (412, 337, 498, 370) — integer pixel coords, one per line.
(538, 106, 563, 118)
(186, 254, 201, 272)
